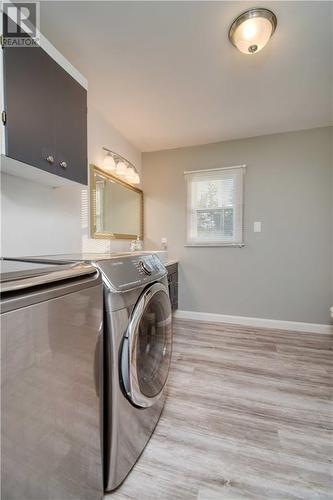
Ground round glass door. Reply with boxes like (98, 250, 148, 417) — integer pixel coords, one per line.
(123, 283, 172, 408)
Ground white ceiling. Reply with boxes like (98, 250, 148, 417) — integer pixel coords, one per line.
(40, 1, 333, 152)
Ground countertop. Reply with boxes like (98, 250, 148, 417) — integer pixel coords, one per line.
(165, 259, 178, 266)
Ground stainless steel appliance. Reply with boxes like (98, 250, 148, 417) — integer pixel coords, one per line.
(100, 254, 172, 491)
(11, 253, 173, 491)
(0, 259, 104, 500)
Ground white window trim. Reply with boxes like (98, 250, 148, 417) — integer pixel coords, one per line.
(184, 165, 246, 247)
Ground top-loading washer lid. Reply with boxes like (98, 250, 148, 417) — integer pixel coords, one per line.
(0, 259, 98, 293)
(0, 259, 68, 282)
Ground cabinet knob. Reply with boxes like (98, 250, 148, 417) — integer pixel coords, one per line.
(59, 161, 67, 169)
(45, 155, 54, 164)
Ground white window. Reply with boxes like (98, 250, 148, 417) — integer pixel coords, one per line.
(185, 165, 245, 246)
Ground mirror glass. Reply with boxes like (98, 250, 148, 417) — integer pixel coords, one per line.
(90, 165, 143, 239)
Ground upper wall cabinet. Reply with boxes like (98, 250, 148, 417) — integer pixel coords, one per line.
(2, 42, 88, 185)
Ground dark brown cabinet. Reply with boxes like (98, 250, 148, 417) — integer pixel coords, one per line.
(166, 262, 178, 311)
(3, 45, 87, 185)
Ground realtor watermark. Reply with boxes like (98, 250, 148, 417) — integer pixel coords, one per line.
(1, 1, 40, 47)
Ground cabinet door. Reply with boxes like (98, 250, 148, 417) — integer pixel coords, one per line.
(3, 46, 57, 174)
(54, 60, 87, 184)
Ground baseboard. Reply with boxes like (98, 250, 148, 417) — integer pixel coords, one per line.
(173, 310, 333, 334)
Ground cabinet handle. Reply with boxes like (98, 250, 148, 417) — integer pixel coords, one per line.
(45, 155, 54, 164)
(59, 161, 67, 169)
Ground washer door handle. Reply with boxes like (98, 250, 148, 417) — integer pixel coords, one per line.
(93, 323, 103, 398)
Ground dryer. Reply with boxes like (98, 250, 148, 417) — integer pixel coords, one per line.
(0, 259, 103, 500)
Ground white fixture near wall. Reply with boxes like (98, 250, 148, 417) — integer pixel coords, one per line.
(102, 147, 140, 184)
(254, 221, 262, 233)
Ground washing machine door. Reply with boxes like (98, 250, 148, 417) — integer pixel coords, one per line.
(122, 282, 172, 408)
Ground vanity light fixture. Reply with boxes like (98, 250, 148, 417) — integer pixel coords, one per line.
(228, 8, 277, 55)
(102, 147, 140, 185)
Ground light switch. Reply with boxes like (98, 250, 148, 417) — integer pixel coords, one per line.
(254, 221, 262, 233)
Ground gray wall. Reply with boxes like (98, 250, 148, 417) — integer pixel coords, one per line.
(143, 127, 332, 325)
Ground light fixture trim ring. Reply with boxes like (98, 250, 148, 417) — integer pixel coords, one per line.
(228, 8, 277, 49)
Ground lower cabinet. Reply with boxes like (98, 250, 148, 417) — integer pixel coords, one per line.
(166, 262, 178, 311)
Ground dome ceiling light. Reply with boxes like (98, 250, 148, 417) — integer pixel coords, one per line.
(228, 8, 277, 55)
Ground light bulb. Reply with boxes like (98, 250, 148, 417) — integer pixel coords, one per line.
(124, 165, 134, 179)
(242, 19, 257, 41)
(116, 160, 128, 175)
(131, 173, 140, 184)
(103, 152, 116, 171)
(124, 166, 140, 184)
(124, 167, 135, 181)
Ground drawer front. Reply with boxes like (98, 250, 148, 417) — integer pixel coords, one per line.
(166, 263, 178, 276)
(168, 282, 178, 311)
(168, 272, 177, 284)
(166, 263, 178, 310)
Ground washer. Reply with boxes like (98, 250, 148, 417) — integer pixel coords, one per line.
(100, 253, 172, 491)
(8, 252, 173, 492)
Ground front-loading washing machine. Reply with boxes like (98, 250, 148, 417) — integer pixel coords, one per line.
(99, 254, 172, 491)
(8, 252, 173, 492)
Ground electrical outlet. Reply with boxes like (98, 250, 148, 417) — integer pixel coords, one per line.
(254, 221, 262, 233)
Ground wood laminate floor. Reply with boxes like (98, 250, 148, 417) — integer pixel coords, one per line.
(107, 319, 333, 500)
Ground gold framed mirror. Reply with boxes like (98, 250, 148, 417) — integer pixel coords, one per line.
(90, 164, 143, 240)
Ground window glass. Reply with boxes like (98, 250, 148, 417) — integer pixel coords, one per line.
(185, 167, 245, 246)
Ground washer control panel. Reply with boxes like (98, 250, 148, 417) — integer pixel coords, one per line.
(97, 253, 166, 291)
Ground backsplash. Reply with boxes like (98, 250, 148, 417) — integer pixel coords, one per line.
(1, 174, 137, 257)
(0, 172, 82, 257)
(80, 188, 131, 253)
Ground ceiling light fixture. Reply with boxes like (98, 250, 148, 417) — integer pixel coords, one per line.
(102, 147, 140, 185)
(228, 8, 277, 55)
